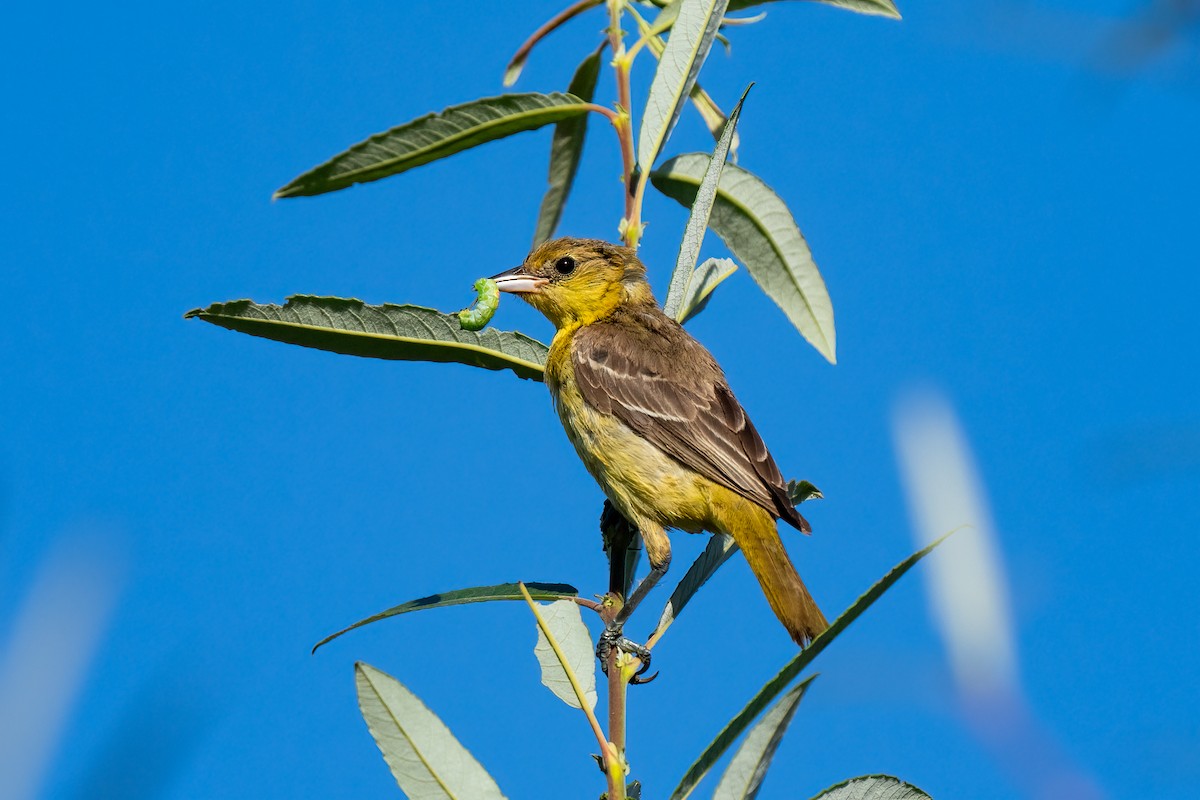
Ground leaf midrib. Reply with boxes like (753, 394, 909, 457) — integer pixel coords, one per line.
(196, 312, 548, 377)
(641, 0, 725, 174)
(324, 95, 591, 187)
(361, 668, 461, 800)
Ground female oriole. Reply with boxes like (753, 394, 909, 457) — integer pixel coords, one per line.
(493, 237, 827, 645)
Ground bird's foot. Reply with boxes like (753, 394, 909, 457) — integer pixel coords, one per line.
(596, 622, 658, 684)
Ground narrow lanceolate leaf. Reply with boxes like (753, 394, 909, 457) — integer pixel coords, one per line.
(653, 533, 737, 643)
(275, 93, 592, 198)
(663, 87, 748, 319)
(630, 11, 740, 155)
(637, 0, 730, 177)
(727, 0, 901, 18)
(185, 296, 549, 381)
(809, 775, 932, 800)
(355, 662, 507, 800)
(651, 155, 836, 363)
(313, 582, 578, 653)
(532, 600, 597, 710)
(713, 677, 816, 800)
(669, 532, 957, 800)
(676, 257, 738, 324)
(532, 46, 604, 247)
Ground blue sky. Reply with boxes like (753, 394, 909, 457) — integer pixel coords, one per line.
(2, 1, 1197, 798)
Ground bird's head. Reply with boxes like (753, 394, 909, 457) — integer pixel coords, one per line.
(492, 237, 655, 328)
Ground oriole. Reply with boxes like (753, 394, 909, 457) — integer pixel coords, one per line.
(493, 237, 827, 645)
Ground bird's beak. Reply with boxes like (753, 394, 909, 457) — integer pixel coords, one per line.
(491, 265, 548, 294)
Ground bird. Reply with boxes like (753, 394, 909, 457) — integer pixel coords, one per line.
(492, 237, 827, 646)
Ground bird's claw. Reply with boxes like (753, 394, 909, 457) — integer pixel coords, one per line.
(630, 663, 659, 685)
(596, 623, 655, 683)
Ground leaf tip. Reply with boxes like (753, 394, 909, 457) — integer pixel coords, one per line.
(502, 62, 523, 87)
(877, 1, 902, 18)
(816, 332, 837, 365)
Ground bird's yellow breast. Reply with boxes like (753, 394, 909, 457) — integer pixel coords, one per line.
(546, 329, 710, 533)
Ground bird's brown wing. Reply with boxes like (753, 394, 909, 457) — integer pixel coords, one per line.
(572, 306, 809, 531)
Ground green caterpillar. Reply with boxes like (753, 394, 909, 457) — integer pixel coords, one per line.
(457, 277, 500, 331)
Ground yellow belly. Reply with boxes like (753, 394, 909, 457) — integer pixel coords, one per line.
(546, 335, 710, 534)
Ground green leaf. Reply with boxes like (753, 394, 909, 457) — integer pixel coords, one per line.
(677, 257, 738, 324)
(532, 46, 604, 247)
(786, 479, 823, 505)
(355, 662, 507, 800)
(669, 532, 957, 799)
(519, 585, 601, 718)
(314, 582, 577, 653)
(809, 775, 932, 800)
(713, 677, 816, 800)
(185, 296, 549, 382)
(663, 87, 749, 320)
(652, 533, 737, 643)
(629, 10, 740, 155)
(637, 0, 730, 177)
(532, 600, 597, 710)
(274, 93, 592, 198)
(651, 155, 836, 363)
(728, 0, 901, 18)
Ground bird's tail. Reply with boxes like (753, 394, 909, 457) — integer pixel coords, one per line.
(720, 502, 827, 646)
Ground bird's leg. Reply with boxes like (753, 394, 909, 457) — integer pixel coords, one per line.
(597, 524, 670, 683)
(614, 560, 666, 624)
(596, 625, 653, 676)
(598, 503, 643, 676)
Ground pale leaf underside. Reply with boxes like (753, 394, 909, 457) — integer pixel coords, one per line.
(532, 600, 598, 710)
(638, 0, 731, 176)
(651, 154, 836, 363)
(663, 87, 749, 319)
(676, 256, 738, 323)
(356, 663, 507, 799)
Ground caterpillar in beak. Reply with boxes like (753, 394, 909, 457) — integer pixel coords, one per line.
(457, 278, 500, 331)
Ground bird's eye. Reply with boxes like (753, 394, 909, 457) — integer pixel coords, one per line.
(554, 256, 576, 275)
